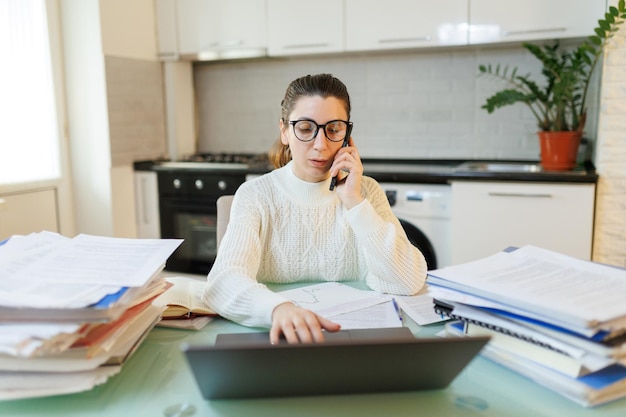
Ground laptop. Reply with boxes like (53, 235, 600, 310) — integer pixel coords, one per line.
(182, 327, 489, 400)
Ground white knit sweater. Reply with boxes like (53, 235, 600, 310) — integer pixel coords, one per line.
(203, 162, 427, 328)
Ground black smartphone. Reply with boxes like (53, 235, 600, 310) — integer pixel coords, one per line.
(329, 124, 353, 191)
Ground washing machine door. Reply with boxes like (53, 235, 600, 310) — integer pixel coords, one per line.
(399, 219, 437, 270)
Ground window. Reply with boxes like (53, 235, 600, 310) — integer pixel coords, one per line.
(0, 0, 61, 185)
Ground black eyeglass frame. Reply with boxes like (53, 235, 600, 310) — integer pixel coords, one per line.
(288, 119, 353, 142)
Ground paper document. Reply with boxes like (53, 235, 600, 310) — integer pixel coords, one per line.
(278, 282, 389, 317)
(0, 232, 182, 309)
(9, 234, 183, 287)
(331, 301, 402, 329)
(394, 292, 448, 325)
(428, 245, 626, 329)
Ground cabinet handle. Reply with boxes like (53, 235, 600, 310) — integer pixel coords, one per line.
(208, 40, 244, 48)
(503, 28, 566, 37)
(488, 192, 553, 198)
(282, 43, 330, 49)
(158, 52, 179, 60)
(140, 179, 150, 225)
(379, 36, 432, 44)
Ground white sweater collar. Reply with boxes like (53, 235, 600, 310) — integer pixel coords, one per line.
(274, 161, 336, 205)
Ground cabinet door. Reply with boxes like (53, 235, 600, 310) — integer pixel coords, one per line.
(450, 181, 595, 264)
(267, 0, 344, 56)
(0, 189, 58, 240)
(469, 0, 607, 44)
(346, 0, 468, 51)
(177, 0, 267, 58)
(134, 171, 161, 239)
(155, 0, 179, 60)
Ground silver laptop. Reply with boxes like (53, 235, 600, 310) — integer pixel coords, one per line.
(182, 327, 488, 400)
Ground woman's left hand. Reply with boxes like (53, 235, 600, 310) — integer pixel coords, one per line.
(330, 136, 365, 209)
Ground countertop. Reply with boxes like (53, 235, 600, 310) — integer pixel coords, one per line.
(137, 159, 598, 184)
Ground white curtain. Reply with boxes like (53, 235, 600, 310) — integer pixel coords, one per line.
(0, 0, 61, 184)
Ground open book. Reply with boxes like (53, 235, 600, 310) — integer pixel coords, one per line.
(155, 277, 217, 319)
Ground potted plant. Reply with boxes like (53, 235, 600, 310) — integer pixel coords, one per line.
(478, 0, 626, 170)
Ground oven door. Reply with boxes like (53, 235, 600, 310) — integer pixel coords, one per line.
(159, 198, 218, 275)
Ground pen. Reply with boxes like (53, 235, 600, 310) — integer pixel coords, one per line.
(391, 298, 403, 323)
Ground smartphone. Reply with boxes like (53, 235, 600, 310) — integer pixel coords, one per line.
(329, 124, 353, 191)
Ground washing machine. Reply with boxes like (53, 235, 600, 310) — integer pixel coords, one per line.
(378, 183, 452, 270)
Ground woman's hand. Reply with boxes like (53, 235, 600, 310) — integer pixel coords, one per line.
(330, 136, 365, 209)
(270, 302, 341, 344)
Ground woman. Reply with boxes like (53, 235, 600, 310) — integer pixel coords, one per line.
(204, 73, 427, 344)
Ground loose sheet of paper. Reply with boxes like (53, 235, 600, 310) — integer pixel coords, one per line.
(278, 282, 389, 318)
(394, 294, 447, 325)
(331, 301, 402, 329)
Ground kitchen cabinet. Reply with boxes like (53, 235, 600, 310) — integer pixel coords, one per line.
(450, 181, 595, 264)
(176, 0, 267, 59)
(267, 0, 344, 56)
(346, 0, 468, 52)
(134, 171, 161, 239)
(0, 189, 58, 240)
(155, 0, 179, 60)
(469, 0, 606, 44)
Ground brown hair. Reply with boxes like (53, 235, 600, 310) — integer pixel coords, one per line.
(268, 74, 351, 168)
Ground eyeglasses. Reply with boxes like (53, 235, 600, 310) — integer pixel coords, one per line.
(289, 119, 353, 142)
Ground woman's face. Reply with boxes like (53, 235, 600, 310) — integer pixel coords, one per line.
(280, 96, 348, 183)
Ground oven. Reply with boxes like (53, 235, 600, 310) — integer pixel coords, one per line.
(156, 167, 246, 274)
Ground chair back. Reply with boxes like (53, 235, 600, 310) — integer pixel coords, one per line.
(216, 195, 234, 250)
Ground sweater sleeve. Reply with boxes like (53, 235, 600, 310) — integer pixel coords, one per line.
(202, 187, 291, 328)
(344, 178, 427, 295)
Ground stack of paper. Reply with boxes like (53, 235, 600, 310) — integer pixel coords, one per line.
(427, 245, 626, 407)
(0, 231, 182, 400)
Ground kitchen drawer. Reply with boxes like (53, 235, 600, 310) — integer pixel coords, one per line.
(450, 181, 595, 264)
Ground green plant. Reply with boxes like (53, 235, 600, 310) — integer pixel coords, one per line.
(479, 0, 626, 132)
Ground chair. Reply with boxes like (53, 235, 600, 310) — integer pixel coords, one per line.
(216, 195, 234, 250)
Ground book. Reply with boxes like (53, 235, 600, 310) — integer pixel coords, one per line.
(446, 321, 626, 407)
(157, 316, 213, 330)
(462, 322, 613, 378)
(483, 342, 626, 408)
(155, 276, 217, 319)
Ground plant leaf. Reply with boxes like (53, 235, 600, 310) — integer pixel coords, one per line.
(599, 20, 611, 31)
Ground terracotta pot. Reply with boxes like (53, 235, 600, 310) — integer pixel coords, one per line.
(537, 131, 582, 171)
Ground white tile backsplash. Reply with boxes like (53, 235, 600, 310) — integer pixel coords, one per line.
(194, 44, 600, 161)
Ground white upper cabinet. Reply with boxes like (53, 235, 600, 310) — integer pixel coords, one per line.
(155, 0, 179, 60)
(346, 0, 468, 52)
(176, 0, 267, 59)
(469, 0, 607, 44)
(267, 0, 345, 56)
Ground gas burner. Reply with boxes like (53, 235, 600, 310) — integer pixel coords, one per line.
(183, 153, 259, 164)
(180, 153, 270, 169)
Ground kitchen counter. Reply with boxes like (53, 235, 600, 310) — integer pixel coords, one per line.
(361, 159, 598, 184)
(137, 159, 598, 184)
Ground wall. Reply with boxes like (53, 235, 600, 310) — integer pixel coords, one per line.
(61, 0, 164, 238)
(193, 42, 600, 161)
(593, 4, 626, 268)
(61, 0, 114, 236)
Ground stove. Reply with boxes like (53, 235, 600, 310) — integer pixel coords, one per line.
(155, 152, 268, 274)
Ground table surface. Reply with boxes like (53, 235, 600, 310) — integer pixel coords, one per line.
(3, 288, 626, 417)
